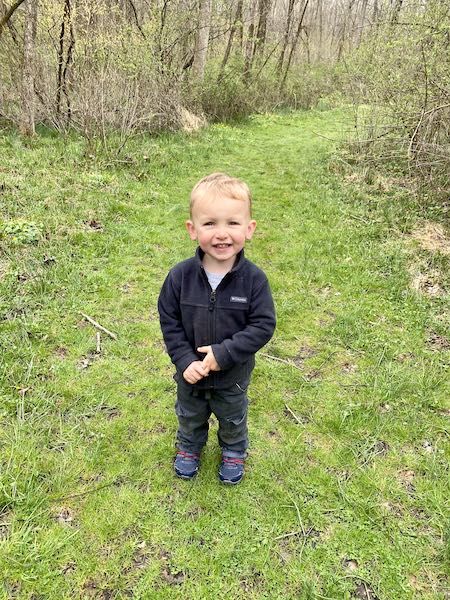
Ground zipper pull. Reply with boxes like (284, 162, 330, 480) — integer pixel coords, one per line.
(209, 290, 216, 310)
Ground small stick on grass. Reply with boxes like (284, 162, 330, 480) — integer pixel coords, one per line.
(80, 312, 117, 340)
(284, 404, 303, 425)
(96, 332, 101, 354)
(51, 479, 119, 502)
(260, 353, 309, 381)
(274, 530, 303, 540)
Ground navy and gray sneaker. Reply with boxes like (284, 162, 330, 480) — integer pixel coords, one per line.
(219, 455, 245, 485)
(174, 450, 200, 480)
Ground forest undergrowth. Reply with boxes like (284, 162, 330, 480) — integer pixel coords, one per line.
(0, 109, 449, 599)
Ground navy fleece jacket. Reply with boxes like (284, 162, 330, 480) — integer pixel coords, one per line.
(158, 248, 276, 389)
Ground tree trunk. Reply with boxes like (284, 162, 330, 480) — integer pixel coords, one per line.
(218, 1, 243, 80)
(20, 0, 37, 135)
(390, 0, 403, 24)
(243, 0, 257, 79)
(337, 0, 356, 62)
(280, 0, 309, 89)
(253, 0, 272, 62)
(192, 0, 211, 81)
(235, 0, 243, 51)
(277, 0, 295, 73)
(0, 0, 27, 39)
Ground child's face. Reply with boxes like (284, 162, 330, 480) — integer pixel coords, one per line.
(186, 194, 256, 271)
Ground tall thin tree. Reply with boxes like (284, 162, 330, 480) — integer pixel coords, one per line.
(20, 0, 37, 135)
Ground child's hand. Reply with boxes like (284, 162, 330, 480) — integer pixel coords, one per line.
(183, 361, 209, 384)
(197, 346, 221, 372)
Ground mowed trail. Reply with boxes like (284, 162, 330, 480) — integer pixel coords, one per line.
(1, 110, 448, 599)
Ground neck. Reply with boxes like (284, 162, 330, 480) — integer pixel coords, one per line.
(202, 255, 236, 275)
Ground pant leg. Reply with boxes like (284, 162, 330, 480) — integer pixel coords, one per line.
(175, 380, 211, 453)
(210, 383, 248, 457)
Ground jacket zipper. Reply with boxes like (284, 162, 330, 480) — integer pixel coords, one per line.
(201, 267, 232, 388)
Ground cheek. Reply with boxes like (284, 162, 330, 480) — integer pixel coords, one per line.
(197, 231, 212, 245)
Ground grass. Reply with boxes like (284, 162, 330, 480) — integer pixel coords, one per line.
(0, 109, 449, 599)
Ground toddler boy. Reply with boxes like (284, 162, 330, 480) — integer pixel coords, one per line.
(158, 173, 275, 484)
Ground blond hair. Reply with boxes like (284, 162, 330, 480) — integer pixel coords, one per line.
(190, 172, 252, 217)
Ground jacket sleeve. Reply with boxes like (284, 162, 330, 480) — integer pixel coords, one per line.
(211, 276, 276, 370)
(158, 271, 199, 374)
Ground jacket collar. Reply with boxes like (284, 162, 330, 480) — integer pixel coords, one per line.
(195, 247, 246, 274)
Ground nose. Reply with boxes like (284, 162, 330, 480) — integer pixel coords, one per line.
(215, 226, 227, 239)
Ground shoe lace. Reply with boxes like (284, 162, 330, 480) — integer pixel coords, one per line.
(222, 457, 244, 465)
(177, 451, 200, 460)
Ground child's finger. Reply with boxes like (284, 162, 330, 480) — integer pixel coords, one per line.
(197, 346, 210, 354)
(194, 363, 207, 377)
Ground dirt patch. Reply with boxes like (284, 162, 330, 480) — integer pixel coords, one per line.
(397, 469, 416, 494)
(293, 345, 317, 365)
(240, 571, 264, 593)
(77, 352, 98, 370)
(410, 268, 446, 297)
(54, 346, 69, 358)
(427, 331, 450, 351)
(81, 580, 113, 598)
(352, 580, 380, 599)
(359, 441, 389, 466)
(411, 221, 450, 256)
(84, 219, 104, 231)
(0, 509, 12, 541)
(161, 567, 185, 585)
(130, 541, 150, 571)
(98, 405, 121, 420)
(343, 558, 359, 572)
(53, 506, 76, 526)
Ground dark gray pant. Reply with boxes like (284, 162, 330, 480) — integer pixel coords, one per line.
(175, 379, 248, 458)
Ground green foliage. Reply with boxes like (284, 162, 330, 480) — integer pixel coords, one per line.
(0, 219, 42, 245)
(344, 0, 450, 205)
(195, 57, 344, 123)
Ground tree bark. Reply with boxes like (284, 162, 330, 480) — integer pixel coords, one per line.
(218, 0, 243, 81)
(280, 0, 309, 89)
(0, 0, 27, 38)
(253, 0, 272, 62)
(20, 0, 37, 135)
(243, 0, 257, 79)
(277, 0, 295, 73)
(390, 0, 403, 24)
(192, 0, 212, 81)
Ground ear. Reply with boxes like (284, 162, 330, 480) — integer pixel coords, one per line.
(245, 219, 257, 240)
(186, 220, 197, 240)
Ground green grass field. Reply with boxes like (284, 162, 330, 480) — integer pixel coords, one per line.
(0, 110, 449, 599)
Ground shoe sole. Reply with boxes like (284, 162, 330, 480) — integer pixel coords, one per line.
(219, 475, 244, 485)
(175, 469, 198, 480)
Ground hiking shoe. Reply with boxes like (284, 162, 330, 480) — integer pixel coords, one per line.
(174, 450, 200, 480)
(219, 455, 245, 485)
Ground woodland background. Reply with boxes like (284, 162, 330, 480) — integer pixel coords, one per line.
(0, 0, 449, 200)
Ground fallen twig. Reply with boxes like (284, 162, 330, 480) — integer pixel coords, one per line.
(284, 404, 303, 425)
(96, 332, 101, 353)
(260, 353, 309, 381)
(274, 526, 313, 541)
(80, 312, 117, 340)
(51, 479, 119, 502)
(274, 530, 303, 540)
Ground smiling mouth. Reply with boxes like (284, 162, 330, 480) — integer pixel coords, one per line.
(213, 243, 232, 248)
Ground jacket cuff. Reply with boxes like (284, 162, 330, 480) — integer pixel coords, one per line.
(176, 352, 201, 374)
(212, 342, 235, 371)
